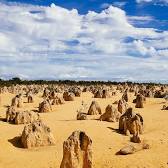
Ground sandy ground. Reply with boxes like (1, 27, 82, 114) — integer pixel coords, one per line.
(0, 91, 168, 168)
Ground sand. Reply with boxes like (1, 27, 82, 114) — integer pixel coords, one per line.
(0, 91, 168, 168)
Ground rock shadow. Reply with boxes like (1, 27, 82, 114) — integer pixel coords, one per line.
(8, 136, 23, 148)
(107, 127, 122, 134)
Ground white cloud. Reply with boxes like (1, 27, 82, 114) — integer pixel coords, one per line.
(101, 2, 127, 9)
(133, 40, 157, 56)
(136, 0, 153, 3)
(0, 3, 167, 82)
(136, 0, 168, 5)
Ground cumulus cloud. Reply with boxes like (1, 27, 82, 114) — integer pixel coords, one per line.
(0, 3, 168, 82)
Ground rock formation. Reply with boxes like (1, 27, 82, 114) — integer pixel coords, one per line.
(63, 92, 75, 101)
(135, 94, 145, 108)
(102, 89, 110, 98)
(77, 112, 87, 120)
(27, 94, 34, 103)
(39, 99, 52, 113)
(6, 106, 17, 122)
(118, 143, 149, 155)
(11, 94, 23, 108)
(118, 99, 128, 114)
(21, 120, 55, 148)
(100, 105, 120, 122)
(60, 131, 92, 168)
(162, 105, 168, 110)
(15, 111, 40, 124)
(87, 101, 101, 115)
(52, 96, 65, 105)
(94, 90, 102, 98)
(122, 91, 129, 102)
(119, 108, 143, 142)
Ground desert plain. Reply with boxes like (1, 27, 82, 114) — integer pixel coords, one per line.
(0, 85, 168, 168)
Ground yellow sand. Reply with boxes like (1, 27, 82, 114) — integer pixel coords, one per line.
(0, 91, 168, 168)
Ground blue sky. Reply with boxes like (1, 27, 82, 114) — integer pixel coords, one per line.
(0, 0, 168, 82)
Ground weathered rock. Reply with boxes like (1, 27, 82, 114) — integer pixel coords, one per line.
(60, 131, 92, 168)
(135, 94, 144, 108)
(111, 91, 116, 96)
(100, 105, 120, 122)
(161, 86, 164, 92)
(94, 90, 102, 98)
(73, 89, 81, 97)
(11, 94, 23, 108)
(133, 98, 137, 103)
(39, 100, 52, 113)
(17, 95, 24, 108)
(102, 89, 110, 98)
(119, 145, 136, 155)
(146, 90, 153, 98)
(63, 92, 75, 101)
(77, 112, 87, 120)
(11, 96, 19, 107)
(21, 121, 55, 148)
(113, 100, 119, 104)
(118, 99, 128, 114)
(6, 106, 17, 122)
(52, 96, 65, 105)
(49, 91, 57, 99)
(119, 143, 150, 155)
(27, 94, 34, 103)
(122, 91, 129, 102)
(42, 88, 50, 98)
(162, 105, 168, 110)
(130, 134, 141, 143)
(154, 90, 165, 98)
(15, 111, 40, 124)
(87, 101, 102, 115)
(83, 87, 89, 92)
(76, 101, 88, 120)
(119, 108, 143, 136)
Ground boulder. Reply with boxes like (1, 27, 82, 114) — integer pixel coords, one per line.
(118, 143, 149, 155)
(119, 145, 136, 155)
(21, 121, 55, 148)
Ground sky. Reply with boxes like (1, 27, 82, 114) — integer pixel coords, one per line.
(0, 0, 168, 82)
